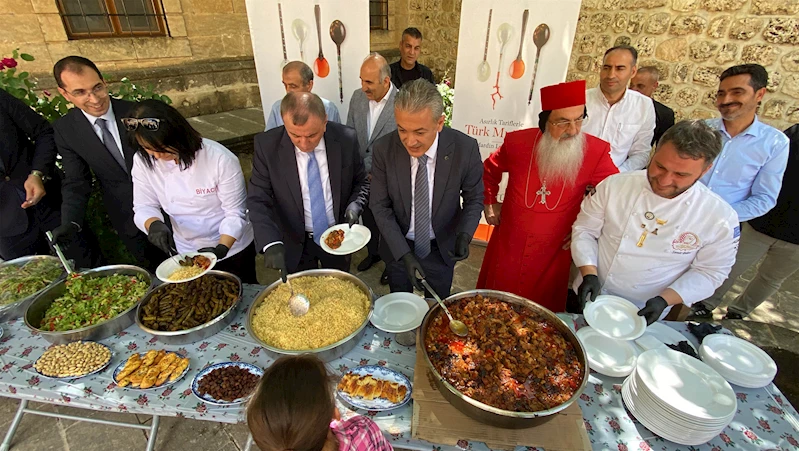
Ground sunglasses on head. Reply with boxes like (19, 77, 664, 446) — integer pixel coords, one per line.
(121, 118, 160, 131)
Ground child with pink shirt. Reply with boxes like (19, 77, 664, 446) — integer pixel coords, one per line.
(247, 355, 393, 451)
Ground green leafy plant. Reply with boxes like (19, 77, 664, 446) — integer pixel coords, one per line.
(1, 49, 173, 265)
(437, 75, 454, 128)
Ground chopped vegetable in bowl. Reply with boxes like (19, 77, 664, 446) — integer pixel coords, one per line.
(0, 259, 64, 306)
(41, 273, 149, 332)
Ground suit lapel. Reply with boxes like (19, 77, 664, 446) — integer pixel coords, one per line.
(366, 88, 396, 148)
(278, 131, 304, 218)
(325, 132, 342, 216)
(72, 109, 126, 175)
(396, 139, 412, 221)
(432, 132, 454, 214)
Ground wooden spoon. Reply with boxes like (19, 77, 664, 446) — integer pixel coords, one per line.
(330, 20, 346, 103)
(313, 5, 330, 78)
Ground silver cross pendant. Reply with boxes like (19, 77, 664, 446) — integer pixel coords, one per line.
(537, 183, 551, 204)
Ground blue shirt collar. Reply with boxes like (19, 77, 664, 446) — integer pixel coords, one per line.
(716, 115, 762, 139)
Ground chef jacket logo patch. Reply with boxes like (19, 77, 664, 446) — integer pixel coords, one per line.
(672, 232, 700, 253)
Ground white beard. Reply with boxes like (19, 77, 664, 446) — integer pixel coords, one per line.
(535, 131, 586, 186)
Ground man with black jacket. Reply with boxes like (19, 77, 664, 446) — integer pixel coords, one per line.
(389, 28, 435, 89)
(697, 124, 799, 319)
(49, 56, 163, 269)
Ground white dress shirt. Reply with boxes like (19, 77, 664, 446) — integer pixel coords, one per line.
(583, 87, 656, 172)
(132, 138, 254, 260)
(571, 171, 739, 316)
(406, 133, 438, 241)
(82, 104, 124, 160)
(294, 138, 336, 232)
(368, 84, 394, 140)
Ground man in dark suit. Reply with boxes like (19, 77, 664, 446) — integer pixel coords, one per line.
(347, 53, 398, 280)
(630, 66, 675, 145)
(49, 56, 163, 270)
(371, 80, 484, 297)
(248, 92, 368, 278)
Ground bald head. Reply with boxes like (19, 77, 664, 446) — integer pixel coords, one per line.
(360, 52, 391, 102)
(281, 92, 327, 153)
(282, 61, 314, 93)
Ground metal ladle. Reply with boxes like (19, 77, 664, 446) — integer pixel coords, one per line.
(419, 274, 468, 337)
(45, 231, 73, 275)
(283, 270, 310, 317)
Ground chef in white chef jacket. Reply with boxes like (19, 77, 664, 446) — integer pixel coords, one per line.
(128, 100, 257, 283)
(571, 120, 740, 324)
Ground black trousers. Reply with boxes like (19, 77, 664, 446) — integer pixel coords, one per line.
(293, 233, 350, 273)
(386, 239, 453, 298)
(361, 205, 380, 257)
(213, 242, 258, 284)
(119, 231, 166, 273)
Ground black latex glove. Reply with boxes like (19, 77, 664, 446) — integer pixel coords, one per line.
(198, 244, 230, 260)
(50, 222, 80, 248)
(577, 274, 601, 312)
(401, 252, 425, 291)
(147, 220, 176, 256)
(687, 322, 722, 344)
(637, 296, 668, 325)
(263, 243, 288, 283)
(345, 203, 361, 228)
(448, 232, 471, 261)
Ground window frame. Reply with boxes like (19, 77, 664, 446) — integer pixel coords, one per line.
(57, 0, 169, 40)
(369, 0, 389, 31)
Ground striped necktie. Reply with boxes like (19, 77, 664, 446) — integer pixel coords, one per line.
(414, 154, 430, 258)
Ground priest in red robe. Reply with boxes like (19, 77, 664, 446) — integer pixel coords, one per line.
(477, 80, 619, 312)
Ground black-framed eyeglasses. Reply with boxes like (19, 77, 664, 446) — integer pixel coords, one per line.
(121, 118, 161, 131)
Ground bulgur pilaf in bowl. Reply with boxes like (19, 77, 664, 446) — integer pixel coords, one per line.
(247, 269, 374, 362)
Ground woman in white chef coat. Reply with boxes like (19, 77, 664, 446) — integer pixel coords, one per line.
(570, 120, 740, 324)
(127, 100, 257, 283)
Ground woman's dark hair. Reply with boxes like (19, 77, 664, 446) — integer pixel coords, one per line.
(246, 355, 336, 451)
(127, 99, 203, 170)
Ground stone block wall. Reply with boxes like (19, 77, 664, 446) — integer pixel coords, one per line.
(566, 0, 799, 131)
(0, 0, 259, 117)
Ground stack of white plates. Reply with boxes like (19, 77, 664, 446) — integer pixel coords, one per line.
(699, 334, 777, 388)
(576, 326, 639, 377)
(622, 348, 737, 445)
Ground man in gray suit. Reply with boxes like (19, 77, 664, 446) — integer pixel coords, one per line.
(347, 53, 397, 281)
(370, 80, 484, 297)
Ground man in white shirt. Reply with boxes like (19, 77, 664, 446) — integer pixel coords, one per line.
(347, 53, 398, 280)
(370, 80, 484, 297)
(571, 120, 739, 324)
(265, 61, 341, 131)
(583, 45, 656, 172)
(248, 92, 368, 279)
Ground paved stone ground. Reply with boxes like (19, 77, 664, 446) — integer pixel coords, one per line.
(2, 108, 796, 449)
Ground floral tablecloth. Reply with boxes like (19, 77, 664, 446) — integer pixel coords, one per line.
(0, 284, 796, 451)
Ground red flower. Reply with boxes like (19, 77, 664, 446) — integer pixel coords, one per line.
(456, 440, 468, 448)
(638, 441, 651, 451)
(720, 433, 731, 443)
(744, 430, 757, 441)
(250, 347, 261, 355)
(580, 393, 590, 402)
(758, 418, 771, 431)
(786, 434, 798, 446)
(359, 359, 369, 365)
(594, 384, 604, 394)
(127, 342, 138, 350)
(617, 441, 628, 451)
(1, 58, 17, 68)
(775, 395, 784, 405)
(199, 342, 209, 350)
(229, 353, 241, 361)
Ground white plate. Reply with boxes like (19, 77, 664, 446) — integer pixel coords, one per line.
(192, 362, 263, 406)
(155, 252, 217, 284)
(33, 342, 113, 380)
(319, 224, 371, 255)
(700, 334, 777, 388)
(636, 322, 697, 353)
(576, 327, 638, 377)
(371, 293, 429, 333)
(112, 352, 190, 391)
(584, 295, 646, 341)
(635, 348, 736, 420)
(336, 365, 412, 411)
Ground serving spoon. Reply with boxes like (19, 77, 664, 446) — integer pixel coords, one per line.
(329, 20, 346, 103)
(313, 5, 330, 77)
(291, 19, 309, 63)
(419, 274, 468, 337)
(527, 23, 551, 105)
(283, 270, 310, 317)
(476, 9, 493, 82)
(509, 9, 529, 79)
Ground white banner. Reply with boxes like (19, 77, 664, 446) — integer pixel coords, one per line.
(451, 0, 582, 202)
(245, 0, 370, 122)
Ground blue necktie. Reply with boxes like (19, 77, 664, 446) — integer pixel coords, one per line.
(307, 151, 329, 245)
(414, 154, 431, 259)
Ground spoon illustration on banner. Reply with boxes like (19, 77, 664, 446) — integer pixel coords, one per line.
(509, 9, 529, 79)
(292, 18, 309, 62)
(330, 20, 346, 103)
(313, 4, 330, 78)
(477, 9, 492, 82)
(277, 3, 289, 69)
(527, 24, 551, 105)
(491, 23, 513, 110)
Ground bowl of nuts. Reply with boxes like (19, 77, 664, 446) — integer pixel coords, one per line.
(191, 361, 263, 406)
(33, 341, 113, 380)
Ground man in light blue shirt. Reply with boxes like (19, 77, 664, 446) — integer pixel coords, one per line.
(690, 64, 789, 319)
(265, 61, 340, 130)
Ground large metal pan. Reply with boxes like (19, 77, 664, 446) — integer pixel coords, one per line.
(0, 256, 67, 323)
(24, 265, 153, 344)
(247, 269, 374, 362)
(419, 289, 589, 429)
(135, 270, 243, 345)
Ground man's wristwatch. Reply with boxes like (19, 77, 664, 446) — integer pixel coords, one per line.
(30, 170, 49, 183)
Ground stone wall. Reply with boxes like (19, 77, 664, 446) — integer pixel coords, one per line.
(566, 0, 799, 131)
(0, 0, 259, 117)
